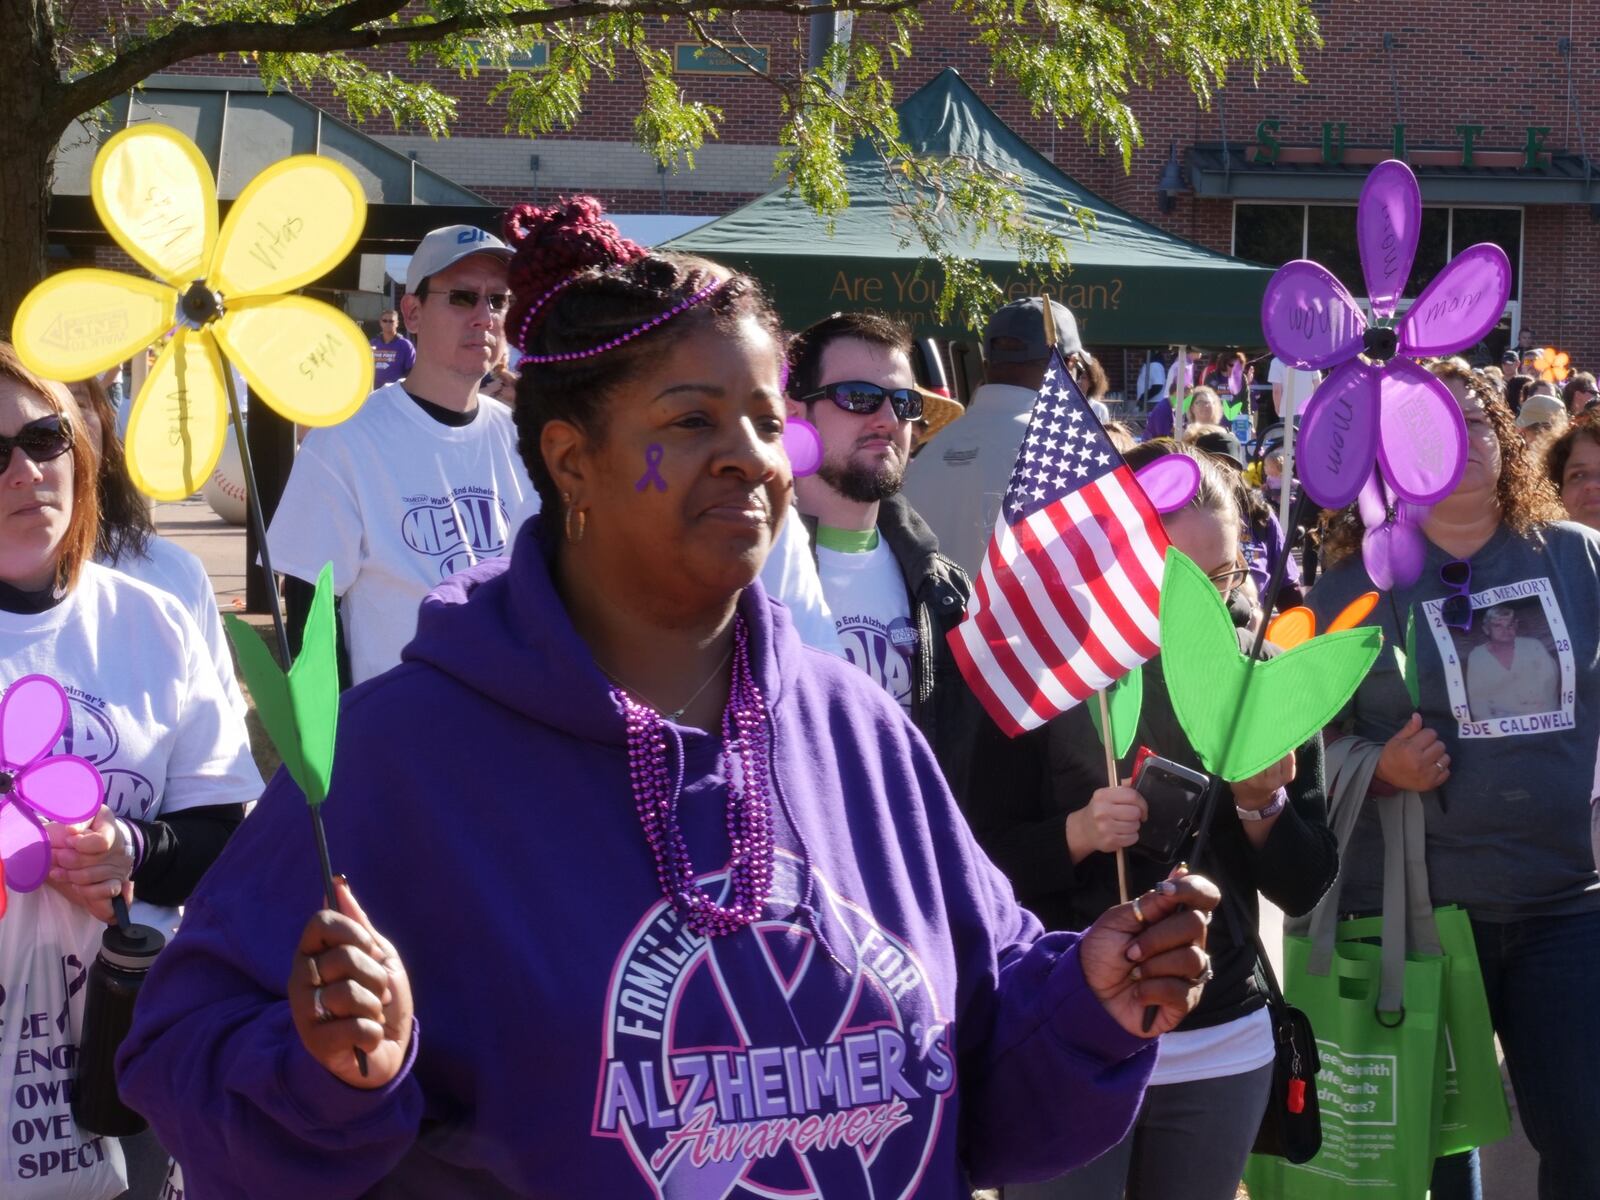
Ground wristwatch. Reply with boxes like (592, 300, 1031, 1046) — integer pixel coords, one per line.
(1236, 787, 1288, 822)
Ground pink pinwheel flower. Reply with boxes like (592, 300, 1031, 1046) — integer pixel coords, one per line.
(0, 675, 105, 893)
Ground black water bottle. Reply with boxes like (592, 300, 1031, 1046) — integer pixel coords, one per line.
(72, 897, 165, 1136)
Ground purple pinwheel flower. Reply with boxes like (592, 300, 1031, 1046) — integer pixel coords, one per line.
(1262, 160, 1512, 586)
(0, 675, 105, 893)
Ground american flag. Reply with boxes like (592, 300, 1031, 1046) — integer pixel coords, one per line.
(949, 349, 1170, 736)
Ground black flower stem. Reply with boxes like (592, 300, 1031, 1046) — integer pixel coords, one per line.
(221, 365, 365, 1075)
(220, 370, 340, 912)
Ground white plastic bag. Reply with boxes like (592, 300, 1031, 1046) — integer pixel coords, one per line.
(0, 885, 127, 1198)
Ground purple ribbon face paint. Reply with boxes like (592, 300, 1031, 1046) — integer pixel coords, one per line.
(636, 443, 667, 492)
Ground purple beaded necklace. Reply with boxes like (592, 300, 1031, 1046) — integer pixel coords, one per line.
(614, 617, 775, 938)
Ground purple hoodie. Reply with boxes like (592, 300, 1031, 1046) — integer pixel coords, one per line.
(118, 522, 1153, 1198)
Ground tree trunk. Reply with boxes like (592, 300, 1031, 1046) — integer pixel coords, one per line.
(0, 3, 68, 337)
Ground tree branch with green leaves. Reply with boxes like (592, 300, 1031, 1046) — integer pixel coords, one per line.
(23, 0, 1319, 331)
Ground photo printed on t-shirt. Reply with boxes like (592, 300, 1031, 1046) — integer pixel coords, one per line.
(1423, 575, 1575, 738)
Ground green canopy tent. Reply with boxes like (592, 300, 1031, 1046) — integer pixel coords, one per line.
(668, 68, 1272, 347)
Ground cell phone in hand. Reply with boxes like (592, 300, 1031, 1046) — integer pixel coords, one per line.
(1131, 753, 1210, 864)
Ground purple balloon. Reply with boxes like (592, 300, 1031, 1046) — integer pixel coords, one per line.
(1297, 361, 1380, 509)
(1357, 466, 1430, 530)
(1357, 161, 1422, 320)
(1358, 470, 1430, 591)
(782, 416, 823, 477)
(1261, 260, 1366, 370)
(1362, 517, 1427, 592)
(1133, 454, 1202, 514)
(1376, 360, 1468, 505)
(1398, 243, 1513, 357)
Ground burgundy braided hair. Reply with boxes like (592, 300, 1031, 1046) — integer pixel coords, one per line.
(500, 195, 781, 514)
(503, 197, 648, 352)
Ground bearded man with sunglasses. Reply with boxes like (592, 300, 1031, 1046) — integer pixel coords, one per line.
(786, 312, 977, 793)
(268, 225, 539, 686)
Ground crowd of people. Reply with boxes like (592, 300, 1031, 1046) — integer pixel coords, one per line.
(0, 193, 1596, 1200)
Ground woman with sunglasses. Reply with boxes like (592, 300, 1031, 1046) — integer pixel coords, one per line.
(964, 441, 1335, 1200)
(1308, 359, 1600, 1200)
(119, 198, 1220, 1198)
(0, 342, 259, 1198)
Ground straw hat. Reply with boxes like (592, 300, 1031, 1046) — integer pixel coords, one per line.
(913, 387, 965, 447)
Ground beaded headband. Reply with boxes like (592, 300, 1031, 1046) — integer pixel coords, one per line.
(515, 277, 726, 364)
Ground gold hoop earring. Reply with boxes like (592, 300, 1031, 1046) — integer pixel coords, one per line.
(564, 498, 587, 544)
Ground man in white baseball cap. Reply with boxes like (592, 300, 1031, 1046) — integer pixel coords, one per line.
(267, 224, 540, 686)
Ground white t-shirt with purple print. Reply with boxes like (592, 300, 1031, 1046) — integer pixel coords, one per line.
(267, 383, 540, 686)
(0, 562, 260, 936)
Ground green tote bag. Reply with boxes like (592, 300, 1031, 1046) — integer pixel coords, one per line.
(1244, 926, 1446, 1200)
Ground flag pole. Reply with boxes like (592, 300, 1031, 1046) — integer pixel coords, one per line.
(1040, 295, 1130, 903)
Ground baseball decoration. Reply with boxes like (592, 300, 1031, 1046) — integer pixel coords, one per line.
(201, 434, 248, 526)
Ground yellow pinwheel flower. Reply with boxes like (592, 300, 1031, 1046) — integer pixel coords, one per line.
(15, 126, 373, 500)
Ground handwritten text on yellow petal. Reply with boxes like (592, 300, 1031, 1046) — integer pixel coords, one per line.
(91, 127, 217, 286)
(125, 330, 229, 502)
(215, 296, 372, 427)
(209, 157, 366, 298)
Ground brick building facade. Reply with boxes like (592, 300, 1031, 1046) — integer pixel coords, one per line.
(72, 2, 1600, 370)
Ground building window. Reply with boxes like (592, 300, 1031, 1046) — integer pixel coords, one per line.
(673, 43, 769, 74)
(1233, 204, 1302, 271)
(1233, 203, 1520, 301)
(1451, 209, 1522, 299)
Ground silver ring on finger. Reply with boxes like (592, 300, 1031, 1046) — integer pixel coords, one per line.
(312, 986, 333, 1023)
(1192, 964, 1214, 986)
(1130, 896, 1148, 926)
(306, 955, 323, 988)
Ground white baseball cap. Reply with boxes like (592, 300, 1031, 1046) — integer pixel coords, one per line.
(405, 225, 513, 292)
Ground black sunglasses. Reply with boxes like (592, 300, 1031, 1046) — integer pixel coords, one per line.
(0, 414, 72, 475)
(801, 381, 923, 422)
(428, 288, 512, 315)
(1440, 559, 1473, 632)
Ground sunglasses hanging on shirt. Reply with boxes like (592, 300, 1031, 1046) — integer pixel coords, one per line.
(1440, 559, 1473, 632)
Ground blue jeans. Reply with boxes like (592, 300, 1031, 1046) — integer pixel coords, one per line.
(1431, 909, 1600, 1200)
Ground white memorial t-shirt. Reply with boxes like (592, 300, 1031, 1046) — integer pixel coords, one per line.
(0, 563, 261, 935)
(102, 534, 245, 718)
(1268, 357, 1325, 420)
(266, 384, 540, 686)
(816, 529, 916, 711)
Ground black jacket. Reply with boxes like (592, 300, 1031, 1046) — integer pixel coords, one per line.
(963, 636, 1339, 1030)
(802, 495, 978, 798)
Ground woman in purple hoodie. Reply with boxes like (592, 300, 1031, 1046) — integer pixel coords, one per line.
(117, 199, 1219, 1199)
